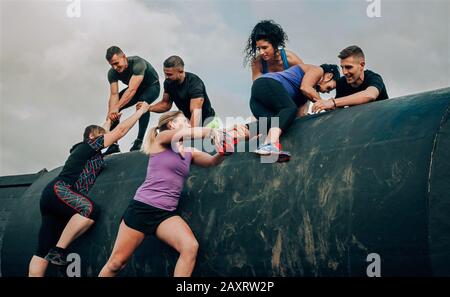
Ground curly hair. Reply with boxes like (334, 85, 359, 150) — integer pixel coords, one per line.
(320, 64, 341, 82)
(244, 20, 289, 67)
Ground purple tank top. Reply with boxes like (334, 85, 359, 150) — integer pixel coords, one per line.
(261, 65, 305, 98)
(133, 148, 193, 211)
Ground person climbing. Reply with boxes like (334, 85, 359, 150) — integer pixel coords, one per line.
(28, 102, 150, 277)
(244, 20, 304, 81)
(312, 45, 388, 112)
(99, 111, 232, 277)
(104, 46, 160, 154)
(149, 55, 219, 129)
(245, 63, 340, 162)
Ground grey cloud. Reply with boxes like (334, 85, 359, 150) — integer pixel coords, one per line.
(1, 0, 449, 176)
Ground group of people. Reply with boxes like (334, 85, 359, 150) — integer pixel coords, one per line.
(28, 20, 388, 277)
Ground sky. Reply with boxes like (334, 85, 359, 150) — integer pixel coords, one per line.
(0, 0, 449, 176)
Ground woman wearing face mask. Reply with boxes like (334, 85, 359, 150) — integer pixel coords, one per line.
(99, 111, 232, 277)
(28, 102, 150, 277)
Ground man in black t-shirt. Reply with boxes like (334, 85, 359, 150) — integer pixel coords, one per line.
(104, 46, 161, 154)
(312, 45, 388, 112)
(148, 55, 217, 128)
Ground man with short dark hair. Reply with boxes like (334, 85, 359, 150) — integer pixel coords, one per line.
(148, 55, 217, 128)
(104, 46, 160, 154)
(312, 45, 388, 112)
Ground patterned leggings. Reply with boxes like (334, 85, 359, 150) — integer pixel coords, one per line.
(35, 180, 100, 258)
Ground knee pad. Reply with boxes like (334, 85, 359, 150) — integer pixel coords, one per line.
(88, 203, 101, 221)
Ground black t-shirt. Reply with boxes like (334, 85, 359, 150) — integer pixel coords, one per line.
(57, 136, 105, 186)
(108, 56, 159, 88)
(336, 70, 388, 101)
(163, 72, 216, 124)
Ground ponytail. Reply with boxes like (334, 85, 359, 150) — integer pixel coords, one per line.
(141, 110, 184, 155)
(142, 127, 158, 155)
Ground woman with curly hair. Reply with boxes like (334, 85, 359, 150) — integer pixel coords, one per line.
(244, 20, 304, 81)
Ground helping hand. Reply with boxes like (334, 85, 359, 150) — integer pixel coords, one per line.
(312, 99, 335, 113)
(136, 101, 150, 113)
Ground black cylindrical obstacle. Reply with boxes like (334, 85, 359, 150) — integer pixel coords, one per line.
(1, 88, 449, 276)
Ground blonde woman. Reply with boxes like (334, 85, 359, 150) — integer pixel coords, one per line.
(99, 111, 231, 277)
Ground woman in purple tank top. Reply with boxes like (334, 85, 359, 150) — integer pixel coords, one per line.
(99, 111, 231, 277)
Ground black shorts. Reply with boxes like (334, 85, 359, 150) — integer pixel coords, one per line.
(122, 199, 178, 235)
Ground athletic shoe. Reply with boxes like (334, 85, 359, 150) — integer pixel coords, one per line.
(130, 138, 143, 151)
(276, 151, 291, 163)
(45, 247, 68, 266)
(254, 143, 280, 155)
(254, 143, 291, 162)
(104, 143, 120, 155)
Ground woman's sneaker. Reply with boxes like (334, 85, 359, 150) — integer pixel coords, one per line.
(104, 143, 120, 155)
(254, 143, 280, 155)
(254, 143, 291, 162)
(277, 151, 291, 163)
(45, 247, 68, 266)
(130, 138, 143, 151)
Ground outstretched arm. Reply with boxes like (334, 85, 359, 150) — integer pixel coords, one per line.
(116, 75, 144, 109)
(189, 98, 204, 127)
(191, 148, 225, 168)
(311, 86, 380, 113)
(103, 101, 149, 147)
(334, 86, 380, 107)
(156, 127, 212, 146)
(300, 64, 324, 102)
(102, 118, 113, 132)
(107, 82, 120, 121)
(149, 92, 173, 113)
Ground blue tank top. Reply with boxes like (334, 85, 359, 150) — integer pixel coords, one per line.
(261, 48, 289, 74)
(261, 65, 305, 98)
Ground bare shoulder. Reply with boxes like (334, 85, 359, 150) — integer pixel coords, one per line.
(300, 63, 318, 72)
(285, 49, 304, 65)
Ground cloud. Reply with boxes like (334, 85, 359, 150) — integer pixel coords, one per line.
(1, 0, 449, 175)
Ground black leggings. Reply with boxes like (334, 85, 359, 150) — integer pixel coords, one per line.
(111, 82, 160, 140)
(35, 180, 100, 258)
(248, 78, 298, 138)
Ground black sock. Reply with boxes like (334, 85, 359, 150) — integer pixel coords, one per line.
(53, 246, 66, 254)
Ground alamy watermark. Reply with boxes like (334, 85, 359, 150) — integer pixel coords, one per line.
(366, 0, 381, 18)
(366, 252, 381, 277)
(66, 0, 81, 18)
(66, 253, 81, 277)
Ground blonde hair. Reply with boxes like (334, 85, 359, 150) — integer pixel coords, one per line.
(142, 111, 184, 155)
